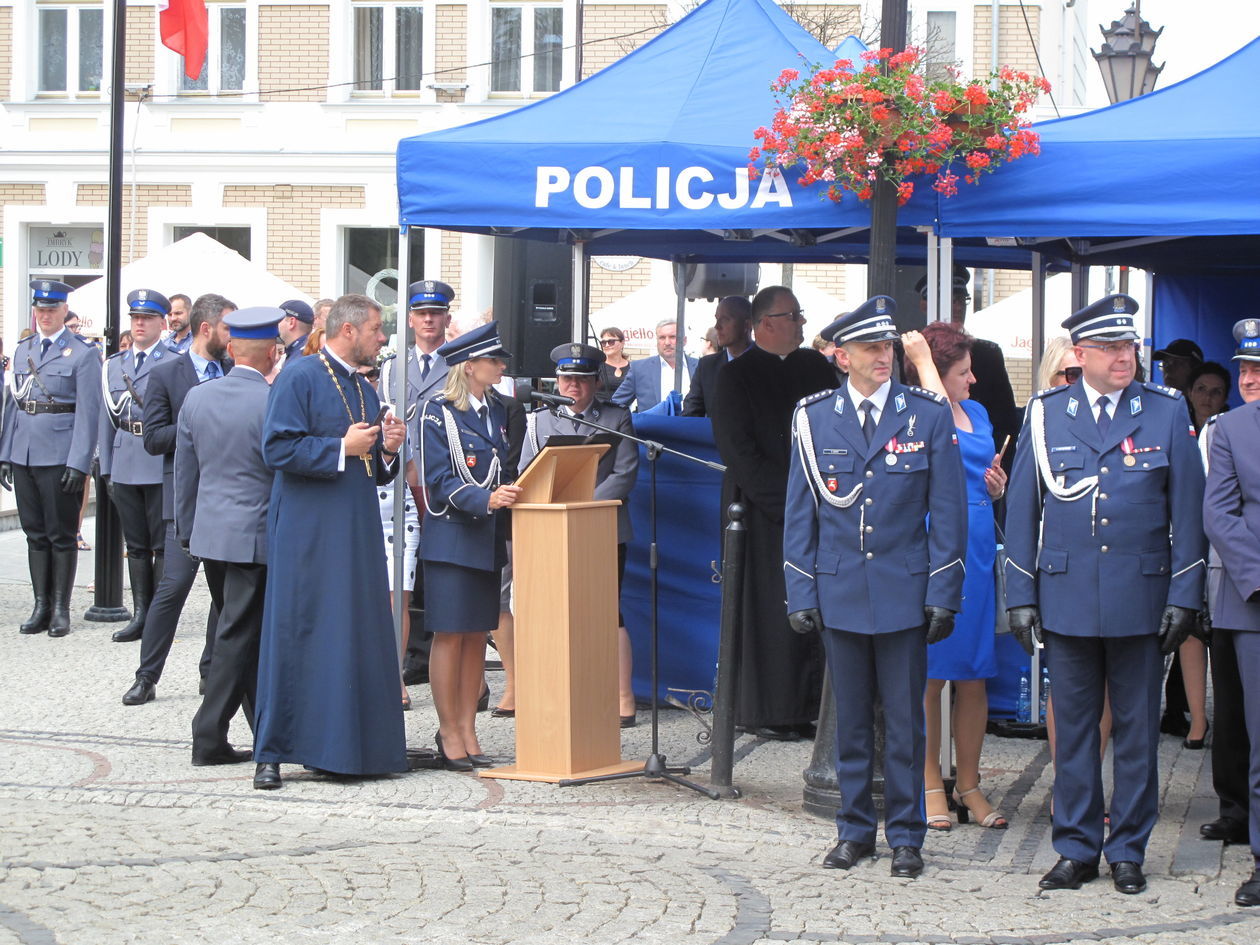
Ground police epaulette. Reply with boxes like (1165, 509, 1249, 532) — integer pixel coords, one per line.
(796, 388, 834, 408)
(1205, 413, 1219, 427)
(1032, 384, 1071, 399)
(1143, 381, 1183, 399)
(106, 349, 126, 361)
(905, 385, 947, 405)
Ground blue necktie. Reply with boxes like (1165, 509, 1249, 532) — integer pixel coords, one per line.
(860, 399, 877, 444)
(477, 405, 489, 435)
(1096, 398, 1112, 437)
(205, 361, 220, 380)
(41, 338, 52, 358)
(420, 353, 432, 383)
(135, 350, 145, 372)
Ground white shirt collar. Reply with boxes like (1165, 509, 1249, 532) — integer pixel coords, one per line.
(1080, 379, 1122, 412)
(322, 344, 357, 375)
(468, 393, 488, 414)
(38, 326, 66, 344)
(845, 379, 892, 417)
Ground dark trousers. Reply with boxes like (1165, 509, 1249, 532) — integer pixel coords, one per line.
(109, 482, 164, 561)
(821, 625, 927, 849)
(1212, 626, 1252, 828)
(1045, 631, 1164, 865)
(136, 522, 217, 683)
(192, 560, 266, 754)
(1229, 630, 1260, 860)
(13, 464, 82, 553)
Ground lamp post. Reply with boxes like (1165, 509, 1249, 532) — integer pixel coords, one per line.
(1093, 3, 1163, 294)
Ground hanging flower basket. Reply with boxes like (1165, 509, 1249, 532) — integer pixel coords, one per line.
(749, 48, 1051, 204)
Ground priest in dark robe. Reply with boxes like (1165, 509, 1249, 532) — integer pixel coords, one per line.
(254, 293, 408, 777)
(710, 285, 837, 739)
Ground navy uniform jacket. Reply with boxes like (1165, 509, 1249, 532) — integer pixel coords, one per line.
(520, 400, 639, 543)
(98, 343, 169, 486)
(175, 367, 273, 565)
(1005, 379, 1206, 636)
(0, 330, 102, 473)
(784, 381, 968, 634)
(281, 335, 309, 367)
(418, 394, 510, 573)
(1204, 401, 1260, 631)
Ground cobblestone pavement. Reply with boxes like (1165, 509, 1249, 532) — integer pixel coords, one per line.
(1, 529, 1258, 944)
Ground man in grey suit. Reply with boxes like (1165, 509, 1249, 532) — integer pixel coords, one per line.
(0, 280, 103, 638)
(1203, 318, 1260, 907)
(611, 319, 698, 412)
(101, 289, 177, 643)
(522, 342, 640, 722)
(175, 307, 281, 778)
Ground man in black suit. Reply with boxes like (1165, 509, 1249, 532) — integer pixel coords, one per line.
(121, 294, 235, 706)
(710, 285, 836, 739)
(683, 296, 752, 419)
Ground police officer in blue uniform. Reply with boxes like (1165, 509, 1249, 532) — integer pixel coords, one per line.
(1006, 294, 1207, 895)
(0, 280, 103, 637)
(784, 296, 968, 878)
(1202, 318, 1260, 907)
(278, 299, 314, 367)
(100, 289, 173, 642)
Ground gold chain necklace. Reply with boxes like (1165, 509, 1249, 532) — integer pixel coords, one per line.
(319, 351, 372, 478)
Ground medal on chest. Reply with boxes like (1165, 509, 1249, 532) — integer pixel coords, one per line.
(885, 437, 898, 465)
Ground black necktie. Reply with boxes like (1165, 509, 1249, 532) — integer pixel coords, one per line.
(420, 354, 431, 383)
(860, 399, 877, 444)
(477, 405, 488, 435)
(41, 338, 52, 358)
(135, 350, 145, 372)
(1096, 398, 1112, 437)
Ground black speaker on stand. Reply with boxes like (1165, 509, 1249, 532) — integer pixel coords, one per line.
(493, 237, 574, 379)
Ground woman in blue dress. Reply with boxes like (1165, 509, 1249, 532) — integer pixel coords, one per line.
(904, 324, 1009, 831)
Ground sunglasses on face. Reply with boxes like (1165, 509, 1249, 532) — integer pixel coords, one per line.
(599, 338, 620, 347)
(1055, 366, 1083, 383)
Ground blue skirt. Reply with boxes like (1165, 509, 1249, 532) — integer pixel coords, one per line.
(424, 561, 500, 633)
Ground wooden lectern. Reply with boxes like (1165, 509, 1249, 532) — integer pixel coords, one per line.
(480, 443, 643, 783)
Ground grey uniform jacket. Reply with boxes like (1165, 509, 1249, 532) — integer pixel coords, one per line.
(0, 330, 102, 472)
(98, 343, 169, 485)
(174, 367, 273, 565)
(520, 401, 639, 544)
(1203, 403, 1260, 631)
(380, 347, 448, 451)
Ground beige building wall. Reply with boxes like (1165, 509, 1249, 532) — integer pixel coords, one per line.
(580, 5, 668, 79)
(77, 183, 193, 265)
(588, 259, 653, 312)
(972, 4, 1042, 75)
(0, 7, 12, 101)
(259, 5, 329, 101)
(0, 183, 50, 325)
(434, 4, 468, 101)
(222, 185, 366, 293)
(126, 4, 156, 88)
(439, 230, 463, 305)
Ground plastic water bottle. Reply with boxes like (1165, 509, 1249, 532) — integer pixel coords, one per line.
(1016, 667, 1032, 723)
(1039, 665, 1051, 723)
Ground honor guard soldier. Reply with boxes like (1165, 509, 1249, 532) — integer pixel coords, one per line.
(100, 289, 173, 642)
(1202, 318, 1260, 907)
(1005, 294, 1207, 895)
(0, 280, 103, 637)
(783, 296, 968, 878)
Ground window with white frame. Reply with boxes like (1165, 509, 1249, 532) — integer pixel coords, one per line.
(352, 2, 425, 94)
(179, 4, 248, 94)
(490, 4, 563, 95)
(925, 11, 958, 81)
(36, 2, 105, 95)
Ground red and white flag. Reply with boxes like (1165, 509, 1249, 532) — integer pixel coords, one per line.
(159, 0, 210, 81)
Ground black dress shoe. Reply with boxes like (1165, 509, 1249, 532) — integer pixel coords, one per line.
(1039, 857, 1100, 890)
(1200, 818, 1248, 843)
(1235, 870, 1260, 907)
(890, 846, 924, 878)
(121, 677, 156, 706)
(434, 732, 474, 772)
(794, 722, 818, 739)
(822, 840, 876, 870)
(1159, 712, 1191, 737)
(111, 624, 143, 643)
(191, 746, 253, 766)
(740, 725, 801, 741)
(1183, 722, 1210, 750)
(253, 763, 282, 790)
(620, 714, 637, 728)
(491, 707, 515, 718)
(1110, 861, 1146, 894)
(468, 753, 494, 768)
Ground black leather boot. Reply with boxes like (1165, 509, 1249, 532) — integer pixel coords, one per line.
(47, 549, 77, 638)
(112, 555, 153, 642)
(20, 549, 52, 634)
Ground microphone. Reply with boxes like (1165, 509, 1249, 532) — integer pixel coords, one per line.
(530, 391, 576, 408)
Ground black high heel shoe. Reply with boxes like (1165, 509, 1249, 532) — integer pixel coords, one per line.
(1184, 722, 1210, 750)
(434, 732, 473, 772)
(468, 753, 494, 767)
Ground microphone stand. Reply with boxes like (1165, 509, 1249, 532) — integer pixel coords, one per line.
(539, 403, 724, 799)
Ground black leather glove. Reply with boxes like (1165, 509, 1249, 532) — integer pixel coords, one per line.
(1008, 606, 1042, 656)
(1158, 604, 1199, 655)
(1193, 609, 1212, 644)
(788, 608, 822, 635)
(0, 462, 11, 491)
(925, 606, 956, 644)
(60, 467, 86, 494)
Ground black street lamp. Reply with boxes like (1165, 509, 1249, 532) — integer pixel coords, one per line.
(1093, 2, 1164, 104)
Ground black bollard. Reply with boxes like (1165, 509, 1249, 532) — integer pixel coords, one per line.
(803, 668, 888, 819)
(709, 502, 745, 798)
